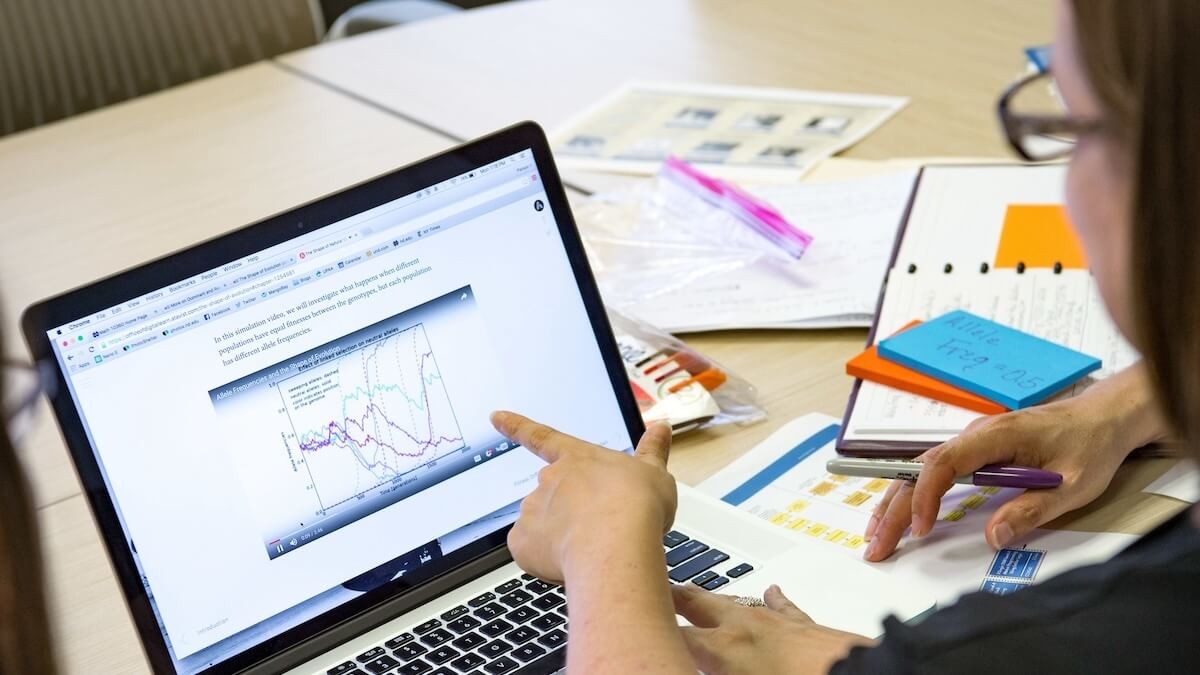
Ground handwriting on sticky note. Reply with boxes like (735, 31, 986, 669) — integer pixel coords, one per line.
(932, 315, 1046, 389)
(846, 320, 1009, 415)
(876, 310, 1102, 409)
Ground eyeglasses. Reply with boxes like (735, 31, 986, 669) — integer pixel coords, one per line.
(997, 70, 1102, 162)
(3, 360, 48, 444)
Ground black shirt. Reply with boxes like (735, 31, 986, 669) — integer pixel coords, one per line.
(833, 510, 1200, 674)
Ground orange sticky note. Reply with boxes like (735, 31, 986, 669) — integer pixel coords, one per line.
(994, 204, 1087, 270)
(847, 321, 1008, 415)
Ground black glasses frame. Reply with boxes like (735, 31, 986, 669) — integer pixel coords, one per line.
(997, 70, 1102, 162)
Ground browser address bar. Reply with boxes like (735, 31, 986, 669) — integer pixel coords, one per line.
(112, 173, 535, 344)
(356, 172, 535, 237)
(115, 274, 286, 342)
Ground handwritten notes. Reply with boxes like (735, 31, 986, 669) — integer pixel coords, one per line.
(876, 310, 1101, 409)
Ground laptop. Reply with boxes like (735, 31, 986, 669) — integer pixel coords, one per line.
(23, 122, 933, 675)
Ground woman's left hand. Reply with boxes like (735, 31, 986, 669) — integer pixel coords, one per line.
(673, 584, 874, 675)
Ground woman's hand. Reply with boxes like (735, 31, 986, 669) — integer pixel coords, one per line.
(864, 364, 1167, 562)
(673, 584, 874, 675)
(492, 411, 697, 674)
(491, 410, 676, 582)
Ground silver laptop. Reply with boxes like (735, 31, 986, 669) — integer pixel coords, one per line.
(23, 123, 932, 675)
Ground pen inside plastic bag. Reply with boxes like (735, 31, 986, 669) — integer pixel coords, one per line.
(661, 155, 814, 260)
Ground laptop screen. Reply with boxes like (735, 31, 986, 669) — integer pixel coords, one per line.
(43, 148, 633, 673)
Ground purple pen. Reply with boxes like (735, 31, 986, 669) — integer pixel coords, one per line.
(826, 457, 1063, 490)
(969, 464, 1063, 489)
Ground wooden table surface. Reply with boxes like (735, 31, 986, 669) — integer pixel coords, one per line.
(0, 2, 1187, 672)
(280, 0, 1051, 160)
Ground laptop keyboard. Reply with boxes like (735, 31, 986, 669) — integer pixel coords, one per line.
(324, 529, 753, 675)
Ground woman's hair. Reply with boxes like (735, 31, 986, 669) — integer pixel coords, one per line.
(0, 327, 58, 673)
(1071, 1, 1200, 455)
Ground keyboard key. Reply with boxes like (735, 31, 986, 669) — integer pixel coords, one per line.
(413, 619, 442, 635)
(504, 626, 538, 645)
(555, 604, 568, 617)
(397, 660, 432, 675)
(327, 662, 358, 675)
(531, 593, 564, 611)
(478, 639, 512, 658)
(452, 632, 487, 651)
(430, 669, 456, 675)
(537, 629, 566, 649)
(447, 615, 482, 634)
(469, 592, 496, 607)
(726, 563, 754, 578)
(668, 549, 730, 583)
(495, 579, 523, 595)
(665, 540, 709, 567)
(520, 573, 535, 581)
(691, 571, 719, 587)
(499, 590, 533, 608)
(524, 579, 554, 594)
(482, 656, 520, 674)
(440, 605, 470, 621)
(420, 628, 454, 648)
(505, 606, 538, 625)
(426, 646, 459, 665)
(480, 619, 513, 638)
(356, 646, 387, 663)
(474, 603, 506, 621)
(531, 613, 565, 632)
(393, 641, 428, 661)
(451, 652, 487, 671)
(364, 655, 399, 674)
(512, 643, 547, 662)
(702, 576, 730, 591)
(663, 530, 689, 548)
(385, 633, 415, 650)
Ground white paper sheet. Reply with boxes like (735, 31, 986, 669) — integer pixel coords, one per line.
(615, 170, 918, 331)
(553, 82, 908, 182)
(700, 414, 1137, 606)
(1143, 460, 1200, 503)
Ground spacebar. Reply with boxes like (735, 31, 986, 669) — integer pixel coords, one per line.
(513, 646, 566, 674)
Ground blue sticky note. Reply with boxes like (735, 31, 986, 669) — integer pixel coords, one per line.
(876, 310, 1101, 409)
(980, 579, 1028, 595)
(987, 548, 1045, 581)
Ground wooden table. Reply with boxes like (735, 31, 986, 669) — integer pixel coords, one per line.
(276, 0, 1184, 509)
(0, 2, 1186, 672)
(280, 0, 1053, 161)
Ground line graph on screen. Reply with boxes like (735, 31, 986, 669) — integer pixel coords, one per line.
(278, 323, 465, 513)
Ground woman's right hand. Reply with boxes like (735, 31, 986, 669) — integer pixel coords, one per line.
(863, 363, 1166, 562)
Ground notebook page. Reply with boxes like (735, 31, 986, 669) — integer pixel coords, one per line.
(845, 269, 1138, 443)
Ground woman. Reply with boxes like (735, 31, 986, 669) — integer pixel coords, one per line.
(491, 1, 1200, 672)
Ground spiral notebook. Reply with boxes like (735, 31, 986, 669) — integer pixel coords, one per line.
(837, 164, 1143, 455)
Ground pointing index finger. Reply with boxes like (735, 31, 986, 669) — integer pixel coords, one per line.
(490, 410, 571, 463)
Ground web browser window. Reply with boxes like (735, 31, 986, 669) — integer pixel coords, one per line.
(48, 151, 631, 673)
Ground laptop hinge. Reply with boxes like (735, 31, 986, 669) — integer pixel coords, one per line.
(240, 547, 514, 674)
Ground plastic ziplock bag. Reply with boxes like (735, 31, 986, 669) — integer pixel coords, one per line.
(609, 306, 764, 434)
(578, 156, 811, 309)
